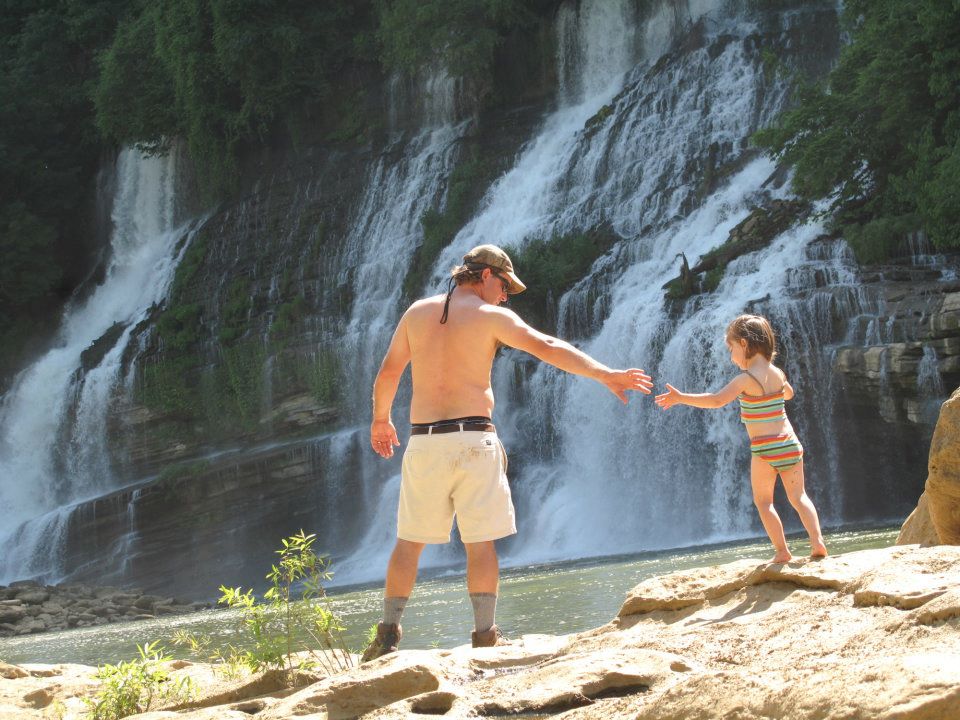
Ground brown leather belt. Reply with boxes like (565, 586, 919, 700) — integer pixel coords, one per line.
(410, 422, 496, 435)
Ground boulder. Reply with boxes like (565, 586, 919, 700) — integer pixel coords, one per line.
(0, 663, 28, 680)
(897, 492, 938, 545)
(926, 387, 960, 543)
(0, 605, 25, 624)
(14, 590, 50, 605)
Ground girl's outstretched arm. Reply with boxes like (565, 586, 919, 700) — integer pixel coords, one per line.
(655, 375, 751, 410)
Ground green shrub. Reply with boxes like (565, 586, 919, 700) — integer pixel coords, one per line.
(138, 355, 198, 419)
(84, 642, 193, 720)
(504, 229, 616, 332)
(842, 215, 922, 264)
(702, 265, 725, 293)
(218, 278, 254, 345)
(176, 531, 353, 683)
(754, 0, 960, 253)
(404, 155, 496, 300)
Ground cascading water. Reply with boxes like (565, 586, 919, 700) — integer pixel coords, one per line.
(331, 0, 838, 581)
(0, 147, 198, 583)
(425, 0, 858, 566)
(0, 0, 937, 594)
(319, 71, 472, 582)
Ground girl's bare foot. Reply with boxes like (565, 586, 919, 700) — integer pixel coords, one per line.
(771, 550, 792, 564)
(810, 542, 828, 558)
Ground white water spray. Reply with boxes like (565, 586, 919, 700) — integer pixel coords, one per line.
(0, 147, 197, 582)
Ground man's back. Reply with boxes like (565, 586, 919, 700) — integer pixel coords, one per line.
(404, 292, 502, 423)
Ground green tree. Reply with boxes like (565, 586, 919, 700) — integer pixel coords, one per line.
(0, 0, 130, 379)
(376, 0, 545, 77)
(754, 0, 960, 255)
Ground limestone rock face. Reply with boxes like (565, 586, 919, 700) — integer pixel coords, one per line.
(897, 491, 938, 545)
(3, 545, 959, 719)
(927, 387, 960, 543)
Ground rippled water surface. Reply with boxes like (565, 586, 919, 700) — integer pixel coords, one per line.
(0, 526, 898, 666)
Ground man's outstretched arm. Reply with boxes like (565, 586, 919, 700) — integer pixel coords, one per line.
(371, 314, 411, 457)
(491, 308, 653, 402)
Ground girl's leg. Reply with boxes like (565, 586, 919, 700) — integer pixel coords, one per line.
(780, 461, 828, 557)
(750, 456, 792, 563)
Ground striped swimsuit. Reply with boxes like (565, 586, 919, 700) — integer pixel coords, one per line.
(739, 371, 803, 471)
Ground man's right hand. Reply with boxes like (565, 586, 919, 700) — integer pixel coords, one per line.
(601, 368, 654, 403)
(371, 419, 400, 458)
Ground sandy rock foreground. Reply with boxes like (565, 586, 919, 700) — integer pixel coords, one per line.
(2, 544, 958, 720)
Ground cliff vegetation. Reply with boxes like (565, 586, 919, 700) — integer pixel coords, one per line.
(755, 0, 960, 261)
(0, 0, 558, 384)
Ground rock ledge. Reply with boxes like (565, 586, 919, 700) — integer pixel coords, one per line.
(1, 544, 958, 719)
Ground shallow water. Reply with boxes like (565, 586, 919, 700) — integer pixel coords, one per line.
(0, 526, 898, 666)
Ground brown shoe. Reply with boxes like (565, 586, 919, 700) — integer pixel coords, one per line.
(471, 624, 509, 648)
(361, 622, 402, 663)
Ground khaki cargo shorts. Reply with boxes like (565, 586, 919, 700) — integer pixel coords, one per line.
(397, 431, 516, 544)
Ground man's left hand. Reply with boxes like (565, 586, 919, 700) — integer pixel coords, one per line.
(371, 419, 401, 458)
(602, 368, 654, 403)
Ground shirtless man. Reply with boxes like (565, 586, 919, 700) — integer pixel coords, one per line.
(363, 244, 653, 660)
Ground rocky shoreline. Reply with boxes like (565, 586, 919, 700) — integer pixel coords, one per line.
(0, 581, 210, 638)
(1, 543, 958, 719)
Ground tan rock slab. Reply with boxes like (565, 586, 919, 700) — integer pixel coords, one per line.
(850, 545, 960, 609)
(4, 545, 959, 720)
(927, 387, 960, 544)
(126, 710, 254, 720)
(897, 491, 939, 545)
(618, 559, 762, 616)
(259, 650, 460, 720)
(0, 663, 28, 680)
(471, 648, 694, 716)
(907, 588, 960, 625)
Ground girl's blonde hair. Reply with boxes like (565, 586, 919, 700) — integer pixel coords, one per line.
(727, 314, 777, 360)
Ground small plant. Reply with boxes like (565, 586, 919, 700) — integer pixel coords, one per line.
(214, 531, 354, 683)
(83, 642, 193, 720)
(170, 630, 253, 681)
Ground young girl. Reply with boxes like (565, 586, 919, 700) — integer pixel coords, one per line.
(655, 314, 827, 562)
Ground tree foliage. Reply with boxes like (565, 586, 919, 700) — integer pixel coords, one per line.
(375, 0, 544, 77)
(0, 0, 129, 377)
(755, 0, 960, 254)
(0, 0, 556, 382)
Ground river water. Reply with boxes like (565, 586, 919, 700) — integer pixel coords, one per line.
(0, 526, 898, 666)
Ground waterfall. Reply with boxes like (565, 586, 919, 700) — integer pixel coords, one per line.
(422, 0, 853, 567)
(0, 147, 197, 583)
(323, 71, 472, 583)
(3, 0, 927, 593)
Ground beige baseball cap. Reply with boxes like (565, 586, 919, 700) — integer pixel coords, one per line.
(461, 244, 526, 294)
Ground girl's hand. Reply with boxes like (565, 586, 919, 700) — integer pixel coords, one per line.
(655, 383, 683, 409)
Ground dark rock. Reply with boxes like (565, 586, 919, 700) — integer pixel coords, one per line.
(8, 580, 40, 589)
(0, 606, 26, 624)
(80, 322, 127, 374)
(15, 589, 50, 605)
(134, 595, 163, 611)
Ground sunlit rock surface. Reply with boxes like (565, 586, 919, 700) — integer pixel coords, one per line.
(898, 386, 960, 546)
(2, 545, 958, 719)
